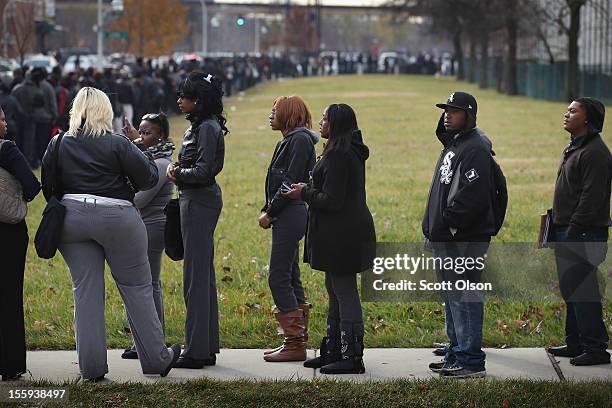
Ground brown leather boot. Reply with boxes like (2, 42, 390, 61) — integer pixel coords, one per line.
(264, 303, 311, 355)
(263, 309, 307, 362)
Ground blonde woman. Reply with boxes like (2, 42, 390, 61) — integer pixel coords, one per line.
(40, 87, 180, 381)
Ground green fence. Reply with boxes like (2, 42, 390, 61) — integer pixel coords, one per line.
(462, 59, 612, 104)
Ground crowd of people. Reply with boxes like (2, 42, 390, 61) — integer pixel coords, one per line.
(0, 51, 444, 171)
(0, 65, 609, 382)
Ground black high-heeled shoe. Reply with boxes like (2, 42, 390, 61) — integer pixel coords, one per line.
(121, 346, 139, 360)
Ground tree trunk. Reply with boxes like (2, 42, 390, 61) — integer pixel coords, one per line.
(479, 31, 489, 89)
(468, 33, 477, 83)
(505, 10, 518, 95)
(453, 30, 465, 80)
(566, 0, 584, 102)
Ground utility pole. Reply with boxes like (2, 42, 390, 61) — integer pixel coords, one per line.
(97, 0, 103, 60)
(254, 16, 260, 53)
(96, 0, 124, 60)
(200, 0, 207, 54)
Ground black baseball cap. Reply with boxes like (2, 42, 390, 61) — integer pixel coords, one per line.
(436, 91, 477, 116)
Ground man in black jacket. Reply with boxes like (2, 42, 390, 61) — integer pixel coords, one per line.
(423, 92, 495, 379)
(547, 97, 611, 366)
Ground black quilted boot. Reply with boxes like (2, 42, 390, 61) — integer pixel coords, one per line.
(319, 321, 365, 374)
(304, 317, 340, 369)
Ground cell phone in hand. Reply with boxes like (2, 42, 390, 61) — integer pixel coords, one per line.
(280, 181, 292, 193)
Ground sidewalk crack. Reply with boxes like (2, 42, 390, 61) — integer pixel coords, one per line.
(545, 350, 565, 381)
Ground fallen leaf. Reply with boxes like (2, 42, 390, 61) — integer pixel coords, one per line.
(502, 399, 511, 408)
(221, 275, 233, 283)
(416, 383, 427, 391)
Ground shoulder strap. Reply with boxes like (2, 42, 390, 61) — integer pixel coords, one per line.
(52, 132, 65, 197)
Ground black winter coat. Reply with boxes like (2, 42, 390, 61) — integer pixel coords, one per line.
(263, 127, 318, 218)
(301, 131, 376, 274)
(553, 132, 612, 236)
(422, 114, 496, 242)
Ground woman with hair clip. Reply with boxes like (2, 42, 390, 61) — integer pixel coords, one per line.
(260, 95, 319, 362)
(41, 87, 181, 381)
(284, 103, 375, 374)
(166, 71, 227, 369)
(120, 112, 174, 360)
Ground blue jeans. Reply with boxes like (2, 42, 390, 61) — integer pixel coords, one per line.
(433, 241, 489, 371)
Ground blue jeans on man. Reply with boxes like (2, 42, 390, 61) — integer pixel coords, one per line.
(433, 241, 489, 371)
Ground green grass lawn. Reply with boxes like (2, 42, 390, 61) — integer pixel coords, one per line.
(5, 378, 611, 408)
(22, 74, 611, 350)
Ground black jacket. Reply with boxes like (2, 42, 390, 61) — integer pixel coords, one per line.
(176, 119, 225, 190)
(423, 115, 496, 242)
(0, 139, 40, 201)
(553, 132, 612, 236)
(301, 131, 376, 274)
(41, 131, 158, 202)
(263, 127, 318, 218)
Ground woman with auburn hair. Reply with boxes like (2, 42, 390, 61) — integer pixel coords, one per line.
(259, 95, 319, 362)
(41, 87, 180, 381)
(284, 103, 375, 374)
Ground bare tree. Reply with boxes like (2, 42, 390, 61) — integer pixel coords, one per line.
(527, 0, 590, 101)
(8, 1, 36, 66)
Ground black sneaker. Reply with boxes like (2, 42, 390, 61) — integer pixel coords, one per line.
(438, 362, 463, 373)
(432, 343, 449, 356)
(440, 367, 486, 379)
(428, 360, 448, 373)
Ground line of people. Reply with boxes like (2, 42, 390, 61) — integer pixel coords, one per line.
(0, 74, 610, 381)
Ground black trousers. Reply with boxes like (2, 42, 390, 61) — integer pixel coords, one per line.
(0, 221, 28, 377)
(325, 272, 362, 323)
(554, 227, 609, 353)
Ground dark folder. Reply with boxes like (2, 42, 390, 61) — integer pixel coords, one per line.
(537, 209, 553, 249)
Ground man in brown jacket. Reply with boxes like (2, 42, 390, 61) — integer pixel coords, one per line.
(548, 97, 611, 366)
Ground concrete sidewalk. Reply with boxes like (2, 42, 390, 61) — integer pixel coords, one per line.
(4, 348, 609, 384)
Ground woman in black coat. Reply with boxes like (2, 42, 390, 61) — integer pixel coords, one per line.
(284, 103, 376, 374)
(0, 108, 41, 381)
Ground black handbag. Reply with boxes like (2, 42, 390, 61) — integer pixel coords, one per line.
(34, 132, 66, 259)
(164, 197, 183, 261)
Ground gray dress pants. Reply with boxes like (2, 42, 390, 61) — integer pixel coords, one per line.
(128, 220, 165, 351)
(180, 185, 222, 360)
(268, 203, 307, 312)
(59, 199, 174, 379)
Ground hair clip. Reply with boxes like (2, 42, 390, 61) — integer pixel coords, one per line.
(203, 74, 212, 83)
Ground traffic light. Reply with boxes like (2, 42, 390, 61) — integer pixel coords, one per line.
(236, 16, 245, 27)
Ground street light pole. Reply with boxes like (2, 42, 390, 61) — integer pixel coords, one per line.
(97, 0, 103, 60)
(254, 16, 260, 54)
(200, 0, 207, 54)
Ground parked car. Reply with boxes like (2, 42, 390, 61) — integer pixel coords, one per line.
(23, 54, 58, 73)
